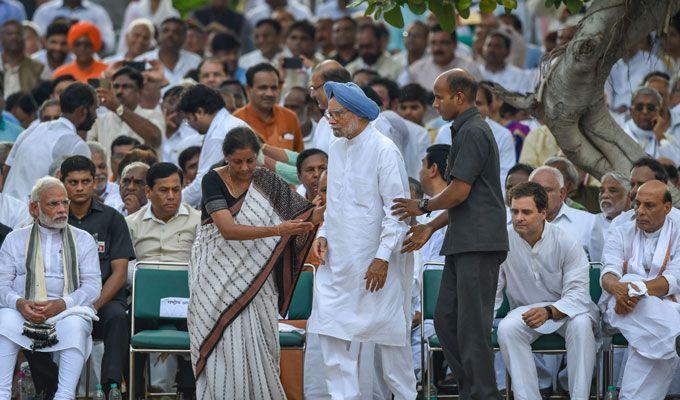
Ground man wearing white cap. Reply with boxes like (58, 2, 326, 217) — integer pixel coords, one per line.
(309, 82, 417, 400)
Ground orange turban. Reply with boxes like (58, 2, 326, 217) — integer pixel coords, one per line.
(67, 21, 102, 52)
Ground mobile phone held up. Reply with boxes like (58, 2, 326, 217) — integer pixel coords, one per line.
(282, 57, 303, 69)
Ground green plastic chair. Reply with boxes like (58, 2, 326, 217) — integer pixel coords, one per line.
(422, 263, 604, 399)
(280, 269, 314, 349)
(129, 262, 191, 398)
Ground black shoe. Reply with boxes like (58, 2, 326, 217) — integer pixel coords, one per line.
(539, 387, 553, 399)
(676, 335, 680, 357)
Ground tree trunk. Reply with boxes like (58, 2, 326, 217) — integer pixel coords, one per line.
(487, 0, 680, 180)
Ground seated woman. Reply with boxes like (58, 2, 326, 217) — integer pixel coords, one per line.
(187, 127, 324, 399)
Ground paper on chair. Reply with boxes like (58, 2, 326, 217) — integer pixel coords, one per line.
(159, 297, 189, 318)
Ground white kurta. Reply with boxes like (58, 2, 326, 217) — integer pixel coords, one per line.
(137, 49, 202, 86)
(550, 203, 596, 255)
(495, 222, 599, 320)
(181, 109, 250, 207)
(622, 119, 680, 165)
(496, 222, 599, 400)
(161, 121, 202, 164)
(0, 193, 30, 228)
(374, 111, 430, 180)
(605, 51, 669, 111)
(479, 64, 538, 94)
(600, 216, 680, 400)
(589, 213, 613, 264)
(307, 124, 413, 347)
(4, 117, 90, 203)
(435, 118, 515, 192)
(0, 224, 101, 357)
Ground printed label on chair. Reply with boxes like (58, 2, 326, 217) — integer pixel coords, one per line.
(159, 297, 189, 318)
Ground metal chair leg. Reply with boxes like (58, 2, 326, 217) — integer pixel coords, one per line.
(129, 350, 135, 400)
(426, 347, 432, 399)
(84, 356, 91, 399)
(505, 370, 511, 400)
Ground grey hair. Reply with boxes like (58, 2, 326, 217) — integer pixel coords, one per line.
(529, 165, 565, 189)
(29, 176, 66, 203)
(48, 155, 69, 177)
(632, 86, 663, 105)
(601, 171, 631, 192)
(544, 156, 579, 186)
(87, 141, 106, 160)
(121, 161, 149, 181)
(38, 99, 59, 121)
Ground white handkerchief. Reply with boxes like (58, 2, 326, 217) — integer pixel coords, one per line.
(159, 297, 189, 318)
(627, 280, 648, 297)
(278, 322, 305, 335)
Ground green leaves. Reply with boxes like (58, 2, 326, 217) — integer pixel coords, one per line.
(564, 0, 583, 13)
(408, 0, 427, 15)
(479, 0, 496, 13)
(428, 0, 456, 32)
(384, 5, 405, 28)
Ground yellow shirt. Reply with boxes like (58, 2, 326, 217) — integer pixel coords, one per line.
(125, 203, 200, 263)
(518, 125, 561, 167)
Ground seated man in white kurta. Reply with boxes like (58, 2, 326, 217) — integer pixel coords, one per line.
(0, 177, 101, 400)
(601, 180, 680, 400)
(496, 182, 599, 400)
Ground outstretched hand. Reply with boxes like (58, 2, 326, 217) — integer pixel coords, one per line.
(391, 198, 423, 221)
(401, 224, 434, 253)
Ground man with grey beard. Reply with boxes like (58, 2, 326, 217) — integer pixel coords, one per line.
(0, 177, 101, 399)
(589, 172, 631, 262)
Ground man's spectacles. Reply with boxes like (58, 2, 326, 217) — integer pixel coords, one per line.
(325, 108, 348, 120)
(44, 199, 70, 209)
(309, 83, 323, 92)
(633, 103, 658, 112)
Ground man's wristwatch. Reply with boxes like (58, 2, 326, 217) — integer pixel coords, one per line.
(116, 104, 125, 117)
(418, 198, 431, 216)
(544, 306, 553, 320)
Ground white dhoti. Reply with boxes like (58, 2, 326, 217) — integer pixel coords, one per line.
(498, 307, 597, 400)
(603, 294, 680, 400)
(318, 334, 416, 400)
(0, 308, 92, 400)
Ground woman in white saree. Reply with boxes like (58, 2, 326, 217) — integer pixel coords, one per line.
(188, 127, 323, 399)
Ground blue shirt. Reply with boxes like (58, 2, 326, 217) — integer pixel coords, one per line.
(0, 0, 26, 27)
(0, 117, 23, 143)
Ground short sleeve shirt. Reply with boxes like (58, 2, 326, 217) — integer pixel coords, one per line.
(441, 107, 509, 255)
(68, 200, 135, 301)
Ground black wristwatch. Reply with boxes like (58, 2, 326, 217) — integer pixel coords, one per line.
(544, 306, 553, 320)
(418, 198, 431, 216)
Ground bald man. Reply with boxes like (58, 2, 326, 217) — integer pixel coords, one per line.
(393, 69, 508, 399)
(307, 60, 351, 152)
(601, 180, 680, 399)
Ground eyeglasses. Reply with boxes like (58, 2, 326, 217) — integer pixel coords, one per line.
(45, 199, 70, 209)
(633, 103, 658, 112)
(324, 108, 348, 120)
(309, 83, 323, 92)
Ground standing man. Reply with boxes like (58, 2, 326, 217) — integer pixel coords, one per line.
(88, 66, 164, 156)
(3, 82, 93, 202)
(233, 63, 303, 151)
(178, 84, 249, 207)
(309, 82, 416, 400)
(1, 20, 46, 98)
(392, 69, 508, 399)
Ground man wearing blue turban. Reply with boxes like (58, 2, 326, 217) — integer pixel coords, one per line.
(307, 81, 417, 399)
